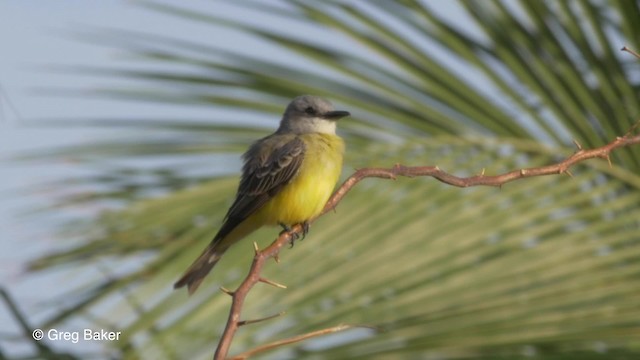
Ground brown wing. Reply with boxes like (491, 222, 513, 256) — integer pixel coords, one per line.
(212, 135, 305, 242)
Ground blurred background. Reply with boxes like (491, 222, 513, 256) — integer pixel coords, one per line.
(1, 1, 640, 359)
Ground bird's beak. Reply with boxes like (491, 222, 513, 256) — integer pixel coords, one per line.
(323, 110, 350, 121)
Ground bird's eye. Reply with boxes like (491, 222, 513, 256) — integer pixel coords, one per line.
(304, 106, 316, 115)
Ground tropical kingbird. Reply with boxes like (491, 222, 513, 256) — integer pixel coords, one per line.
(174, 95, 350, 294)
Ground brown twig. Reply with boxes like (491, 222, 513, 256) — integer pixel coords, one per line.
(621, 45, 640, 60)
(323, 132, 640, 213)
(214, 128, 640, 360)
(229, 324, 362, 360)
(214, 233, 293, 359)
(237, 311, 286, 327)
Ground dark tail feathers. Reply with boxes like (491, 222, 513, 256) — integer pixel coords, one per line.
(174, 245, 225, 295)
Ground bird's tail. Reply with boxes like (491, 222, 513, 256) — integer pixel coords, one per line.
(173, 243, 226, 295)
(174, 219, 260, 295)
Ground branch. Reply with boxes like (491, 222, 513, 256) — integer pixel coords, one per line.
(214, 127, 640, 360)
(229, 324, 364, 360)
(324, 133, 640, 212)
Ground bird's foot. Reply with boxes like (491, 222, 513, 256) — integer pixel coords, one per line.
(279, 222, 293, 235)
(279, 223, 298, 248)
(279, 222, 310, 248)
(301, 221, 310, 240)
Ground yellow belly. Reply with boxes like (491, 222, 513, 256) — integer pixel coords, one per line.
(255, 133, 344, 225)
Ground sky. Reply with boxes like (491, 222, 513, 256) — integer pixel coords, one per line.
(0, 1, 470, 357)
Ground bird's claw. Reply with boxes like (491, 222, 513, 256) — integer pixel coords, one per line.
(279, 222, 310, 248)
(301, 221, 310, 240)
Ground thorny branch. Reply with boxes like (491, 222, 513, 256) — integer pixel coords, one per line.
(324, 131, 640, 212)
(215, 126, 640, 359)
(213, 125, 640, 359)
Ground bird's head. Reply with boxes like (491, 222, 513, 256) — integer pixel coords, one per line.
(277, 95, 350, 135)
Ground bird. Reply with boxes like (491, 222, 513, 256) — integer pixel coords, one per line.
(174, 95, 350, 295)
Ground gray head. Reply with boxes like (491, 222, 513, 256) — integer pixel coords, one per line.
(277, 95, 350, 134)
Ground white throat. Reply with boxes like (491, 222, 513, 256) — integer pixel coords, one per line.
(284, 117, 337, 135)
(308, 118, 337, 134)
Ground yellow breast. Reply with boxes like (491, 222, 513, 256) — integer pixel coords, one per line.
(257, 133, 344, 225)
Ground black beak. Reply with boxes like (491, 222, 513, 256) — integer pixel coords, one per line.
(323, 110, 351, 120)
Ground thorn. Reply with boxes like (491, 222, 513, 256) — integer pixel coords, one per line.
(621, 46, 640, 60)
(572, 139, 582, 150)
(480, 168, 485, 176)
(220, 287, 234, 296)
(259, 277, 287, 289)
(565, 169, 574, 178)
(238, 311, 286, 327)
(273, 254, 280, 264)
(253, 241, 260, 255)
(520, 169, 527, 176)
(605, 154, 612, 168)
(434, 165, 441, 171)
